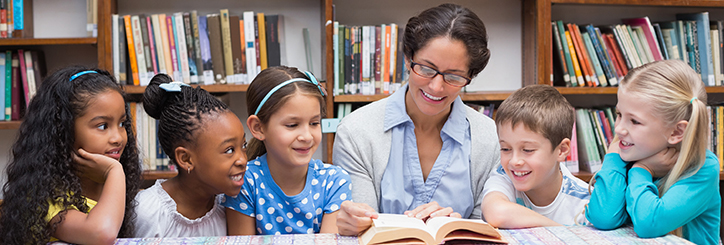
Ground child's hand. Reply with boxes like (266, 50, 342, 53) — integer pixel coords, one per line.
(607, 138, 621, 154)
(73, 148, 123, 184)
(633, 147, 678, 178)
(404, 201, 462, 221)
(336, 201, 379, 236)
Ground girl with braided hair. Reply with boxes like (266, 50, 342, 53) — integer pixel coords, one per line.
(133, 73, 248, 237)
(0, 66, 142, 244)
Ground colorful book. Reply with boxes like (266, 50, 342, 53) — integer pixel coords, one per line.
(191, 11, 204, 83)
(552, 22, 571, 86)
(124, 15, 139, 85)
(183, 12, 198, 84)
(151, 14, 166, 74)
(159, 14, 173, 77)
(257, 12, 268, 71)
(166, 15, 180, 82)
(557, 21, 577, 87)
(174, 13, 190, 84)
(139, 15, 154, 80)
(677, 12, 715, 86)
(197, 15, 215, 85)
(4, 50, 10, 120)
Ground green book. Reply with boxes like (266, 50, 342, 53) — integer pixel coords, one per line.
(4, 50, 10, 120)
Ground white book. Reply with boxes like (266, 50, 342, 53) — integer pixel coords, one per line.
(131, 15, 149, 85)
(333, 21, 339, 96)
(159, 14, 174, 77)
(149, 115, 157, 171)
(379, 24, 387, 95)
(389, 23, 398, 92)
(362, 25, 370, 91)
(151, 14, 167, 74)
(24, 51, 35, 100)
(243, 11, 258, 80)
(174, 13, 191, 84)
(112, 14, 120, 82)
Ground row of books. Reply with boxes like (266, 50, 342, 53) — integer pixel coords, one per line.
(129, 102, 172, 171)
(552, 12, 723, 87)
(709, 106, 724, 172)
(111, 9, 285, 87)
(569, 108, 616, 174)
(0, 0, 24, 38)
(332, 22, 408, 96)
(0, 49, 45, 121)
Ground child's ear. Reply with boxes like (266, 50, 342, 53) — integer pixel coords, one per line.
(667, 120, 688, 145)
(556, 138, 571, 162)
(247, 115, 265, 141)
(174, 146, 194, 173)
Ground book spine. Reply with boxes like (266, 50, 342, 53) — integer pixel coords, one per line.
(112, 14, 120, 82)
(17, 49, 27, 106)
(131, 15, 148, 85)
(243, 11, 257, 80)
(3, 50, 8, 120)
(551, 22, 571, 86)
(557, 21, 577, 87)
(145, 16, 159, 74)
(166, 16, 180, 82)
(197, 15, 215, 85)
(582, 34, 608, 87)
(139, 15, 154, 79)
(586, 25, 615, 86)
(174, 13, 190, 84)
(361, 25, 370, 95)
(208, 14, 226, 83)
(151, 15, 166, 74)
(229, 15, 243, 84)
(567, 24, 592, 86)
(0, 0, 6, 38)
(11, 0, 21, 37)
(124, 16, 139, 85)
(374, 25, 382, 91)
(10, 53, 19, 120)
(0, 52, 4, 120)
(23, 50, 34, 102)
(265, 15, 281, 67)
(388, 24, 397, 94)
(564, 30, 584, 87)
(333, 21, 339, 95)
(338, 24, 345, 95)
(254, 16, 262, 74)
(158, 14, 173, 76)
(191, 11, 204, 82)
(183, 12, 198, 84)
(257, 12, 268, 71)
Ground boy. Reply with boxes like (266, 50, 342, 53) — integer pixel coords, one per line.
(482, 85, 589, 228)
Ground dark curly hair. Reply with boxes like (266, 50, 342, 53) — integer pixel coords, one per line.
(143, 73, 229, 167)
(403, 3, 490, 78)
(0, 66, 142, 244)
(245, 66, 326, 160)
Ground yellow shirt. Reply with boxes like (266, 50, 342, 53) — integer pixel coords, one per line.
(45, 197, 97, 241)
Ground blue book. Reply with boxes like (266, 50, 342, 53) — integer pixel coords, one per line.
(4, 50, 9, 120)
(677, 12, 714, 86)
(0, 52, 5, 120)
(586, 24, 617, 86)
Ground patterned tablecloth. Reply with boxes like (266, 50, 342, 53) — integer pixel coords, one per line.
(61, 225, 693, 244)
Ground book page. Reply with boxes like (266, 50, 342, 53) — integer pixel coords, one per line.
(373, 214, 430, 233)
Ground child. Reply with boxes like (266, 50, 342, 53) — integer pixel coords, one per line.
(0, 67, 142, 244)
(482, 84, 590, 228)
(586, 60, 720, 244)
(133, 73, 248, 237)
(222, 66, 352, 235)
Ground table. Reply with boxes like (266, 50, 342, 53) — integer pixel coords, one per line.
(104, 226, 694, 245)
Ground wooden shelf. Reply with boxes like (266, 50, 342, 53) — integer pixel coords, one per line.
(123, 84, 250, 94)
(551, 0, 724, 7)
(142, 170, 177, 180)
(0, 121, 21, 130)
(0, 37, 97, 46)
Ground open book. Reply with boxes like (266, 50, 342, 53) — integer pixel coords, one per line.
(359, 214, 507, 244)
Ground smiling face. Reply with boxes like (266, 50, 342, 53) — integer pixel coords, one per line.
(615, 90, 674, 162)
(189, 111, 248, 196)
(405, 36, 469, 117)
(498, 122, 566, 201)
(261, 93, 322, 169)
(73, 90, 127, 161)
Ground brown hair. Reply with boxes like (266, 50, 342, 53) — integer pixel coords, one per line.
(495, 84, 575, 149)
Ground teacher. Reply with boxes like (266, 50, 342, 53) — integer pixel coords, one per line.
(333, 3, 499, 235)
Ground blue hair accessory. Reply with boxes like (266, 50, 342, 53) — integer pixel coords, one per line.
(690, 97, 698, 104)
(69, 70, 98, 81)
(253, 71, 326, 115)
(159, 81, 190, 92)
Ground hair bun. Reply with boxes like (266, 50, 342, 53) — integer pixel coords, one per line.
(143, 73, 174, 119)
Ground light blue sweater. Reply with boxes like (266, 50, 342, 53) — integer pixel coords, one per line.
(587, 151, 721, 245)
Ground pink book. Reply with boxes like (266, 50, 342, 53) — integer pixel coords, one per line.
(146, 16, 158, 74)
(622, 17, 664, 61)
(17, 49, 28, 106)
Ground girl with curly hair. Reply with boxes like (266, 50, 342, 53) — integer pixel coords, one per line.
(0, 66, 142, 244)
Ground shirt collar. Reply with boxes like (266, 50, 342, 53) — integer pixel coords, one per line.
(383, 83, 469, 145)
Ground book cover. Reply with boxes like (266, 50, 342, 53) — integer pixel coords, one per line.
(151, 14, 166, 74)
(601, 34, 626, 80)
(174, 13, 190, 84)
(166, 15, 180, 82)
(207, 14, 226, 84)
(586, 25, 617, 86)
(677, 12, 714, 86)
(191, 11, 204, 84)
(564, 30, 584, 87)
(158, 13, 173, 76)
(257, 12, 268, 71)
(229, 15, 245, 84)
(602, 25, 634, 70)
(124, 15, 139, 85)
(219, 9, 233, 82)
(567, 24, 592, 86)
(631, 26, 655, 64)
(265, 15, 282, 67)
(197, 15, 215, 85)
(243, 11, 257, 80)
(131, 15, 148, 85)
(359, 214, 506, 245)
(576, 109, 602, 173)
(22, 50, 34, 104)
(183, 12, 198, 84)
(4, 50, 10, 120)
(616, 24, 643, 68)
(581, 33, 608, 87)
(557, 21, 577, 87)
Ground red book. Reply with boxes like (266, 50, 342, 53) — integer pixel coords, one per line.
(146, 16, 158, 74)
(0, 8, 7, 38)
(604, 33, 629, 76)
(598, 110, 613, 145)
(600, 35, 624, 79)
(10, 52, 21, 120)
(17, 49, 28, 106)
(567, 23, 593, 87)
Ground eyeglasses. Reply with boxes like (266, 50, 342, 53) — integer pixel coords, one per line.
(409, 61, 471, 87)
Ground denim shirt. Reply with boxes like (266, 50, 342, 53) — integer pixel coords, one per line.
(379, 85, 474, 217)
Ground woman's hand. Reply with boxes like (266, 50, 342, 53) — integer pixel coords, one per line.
(404, 201, 461, 221)
(73, 148, 123, 184)
(632, 147, 678, 178)
(336, 201, 379, 236)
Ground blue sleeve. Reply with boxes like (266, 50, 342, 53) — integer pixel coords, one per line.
(323, 166, 352, 214)
(625, 151, 720, 238)
(221, 170, 257, 217)
(586, 153, 629, 229)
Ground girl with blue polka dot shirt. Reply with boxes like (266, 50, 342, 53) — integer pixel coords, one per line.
(222, 66, 352, 235)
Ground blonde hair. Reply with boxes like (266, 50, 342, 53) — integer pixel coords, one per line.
(618, 59, 708, 236)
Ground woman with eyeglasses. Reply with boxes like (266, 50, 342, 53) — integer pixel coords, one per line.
(333, 3, 498, 236)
